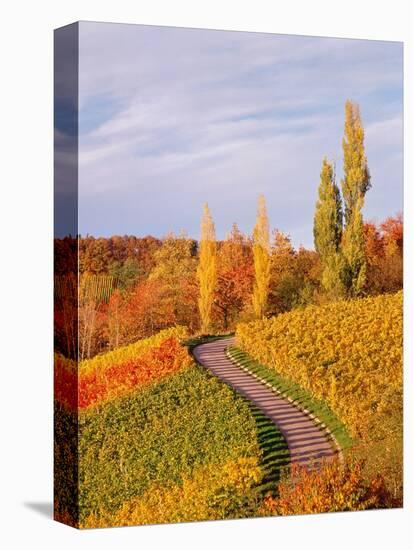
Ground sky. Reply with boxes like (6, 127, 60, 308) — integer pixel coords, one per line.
(77, 22, 403, 248)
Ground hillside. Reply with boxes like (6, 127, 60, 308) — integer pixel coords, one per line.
(236, 291, 403, 501)
(55, 328, 288, 527)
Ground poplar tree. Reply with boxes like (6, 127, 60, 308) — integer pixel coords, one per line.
(197, 203, 217, 333)
(341, 100, 371, 224)
(342, 197, 366, 297)
(341, 100, 371, 296)
(252, 194, 271, 318)
(313, 158, 344, 298)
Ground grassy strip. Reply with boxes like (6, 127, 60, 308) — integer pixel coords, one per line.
(246, 403, 290, 495)
(227, 346, 353, 453)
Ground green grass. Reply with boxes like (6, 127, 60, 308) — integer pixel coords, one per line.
(247, 403, 290, 494)
(227, 346, 353, 453)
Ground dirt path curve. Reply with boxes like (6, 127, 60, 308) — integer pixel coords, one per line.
(193, 337, 337, 467)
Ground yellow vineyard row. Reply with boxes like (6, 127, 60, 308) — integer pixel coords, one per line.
(236, 292, 402, 439)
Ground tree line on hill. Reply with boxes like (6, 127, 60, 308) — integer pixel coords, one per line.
(54, 100, 402, 359)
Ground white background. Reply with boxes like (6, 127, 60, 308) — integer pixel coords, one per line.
(1, 1, 411, 548)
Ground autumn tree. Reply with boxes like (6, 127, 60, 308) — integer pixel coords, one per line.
(215, 223, 254, 329)
(252, 195, 271, 318)
(381, 213, 403, 249)
(78, 275, 109, 359)
(123, 279, 176, 340)
(295, 246, 322, 305)
(268, 230, 296, 313)
(106, 279, 176, 347)
(54, 270, 77, 359)
(364, 215, 403, 295)
(342, 198, 367, 297)
(79, 235, 162, 279)
(149, 232, 198, 327)
(268, 231, 320, 313)
(217, 223, 252, 272)
(79, 237, 112, 274)
(150, 232, 196, 283)
(108, 257, 140, 289)
(313, 158, 345, 298)
(380, 216, 403, 293)
(106, 289, 122, 349)
(197, 203, 217, 333)
(271, 231, 295, 277)
(341, 100, 371, 297)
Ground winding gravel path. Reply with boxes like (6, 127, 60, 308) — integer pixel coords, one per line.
(193, 337, 337, 468)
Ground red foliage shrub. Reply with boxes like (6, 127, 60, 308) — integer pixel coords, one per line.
(78, 337, 190, 409)
(55, 333, 192, 411)
(260, 458, 394, 516)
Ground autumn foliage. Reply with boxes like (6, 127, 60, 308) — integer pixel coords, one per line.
(78, 336, 190, 409)
(236, 291, 403, 504)
(364, 214, 403, 295)
(197, 204, 217, 333)
(252, 195, 271, 318)
(260, 458, 391, 516)
(83, 457, 262, 528)
(54, 326, 191, 411)
(236, 292, 402, 439)
(54, 211, 402, 362)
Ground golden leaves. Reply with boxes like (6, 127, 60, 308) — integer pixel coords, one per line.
(236, 292, 403, 439)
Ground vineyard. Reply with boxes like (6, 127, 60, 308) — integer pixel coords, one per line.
(55, 326, 191, 410)
(77, 365, 265, 527)
(236, 291, 403, 501)
(54, 273, 118, 304)
(55, 327, 288, 527)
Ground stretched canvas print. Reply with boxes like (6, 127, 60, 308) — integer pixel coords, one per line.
(54, 21, 403, 528)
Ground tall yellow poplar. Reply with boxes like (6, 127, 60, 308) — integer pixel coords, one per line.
(342, 197, 367, 297)
(252, 194, 270, 318)
(341, 100, 371, 296)
(341, 100, 371, 223)
(197, 203, 217, 333)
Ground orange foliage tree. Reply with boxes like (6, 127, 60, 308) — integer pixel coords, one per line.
(106, 279, 176, 349)
(364, 214, 403, 295)
(214, 224, 254, 330)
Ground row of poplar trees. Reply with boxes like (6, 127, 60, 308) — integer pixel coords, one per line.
(197, 196, 270, 333)
(314, 99, 371, 299)
(197, 99, 370, 332)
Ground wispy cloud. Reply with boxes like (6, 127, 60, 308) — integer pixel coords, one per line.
(77, 23, 403, 247)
